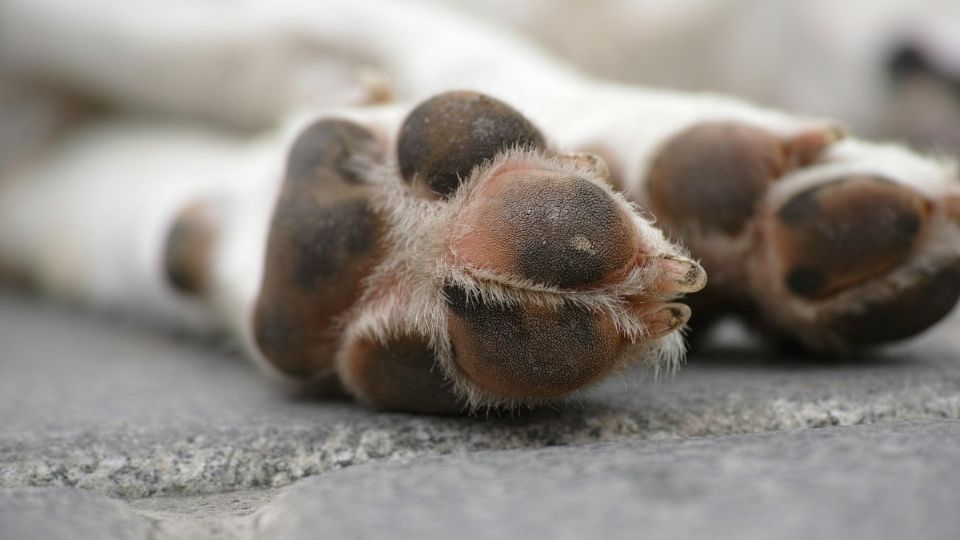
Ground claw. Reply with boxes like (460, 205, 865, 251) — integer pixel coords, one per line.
(655, 254, 708, 294)
(640, 303, 691, 340)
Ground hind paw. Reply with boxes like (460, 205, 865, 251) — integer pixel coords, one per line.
(644, 120, 960, 351)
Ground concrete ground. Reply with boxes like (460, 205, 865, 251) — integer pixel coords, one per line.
(2, 294, 959, 539)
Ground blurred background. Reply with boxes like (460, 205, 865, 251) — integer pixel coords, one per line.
(2, 0, 960, 174)
(2, 0, 960, 170)
(454, 0, 960, 156)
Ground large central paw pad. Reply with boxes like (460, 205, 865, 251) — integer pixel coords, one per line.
(452, 168, 639, 288)
(773, 175, 928, 299)
(767, 172, 960, 347)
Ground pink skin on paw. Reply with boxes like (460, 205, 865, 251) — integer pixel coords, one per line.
(452, 166, 641, 289)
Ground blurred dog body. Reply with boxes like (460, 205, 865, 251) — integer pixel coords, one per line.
(0, 0, 958, 367)
(448, 0, 960, 153)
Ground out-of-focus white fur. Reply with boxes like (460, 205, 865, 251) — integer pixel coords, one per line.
(0, 120, 258, 330)
(0, 0, 580, 128)
(446, 0, 960, 142)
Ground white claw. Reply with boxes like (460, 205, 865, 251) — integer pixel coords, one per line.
(656, 254, 708, 294)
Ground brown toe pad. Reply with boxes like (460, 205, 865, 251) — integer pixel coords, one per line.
(444, 284, 621, 400)
(343, 335, 464, 414)
(253, 119, 386, 377)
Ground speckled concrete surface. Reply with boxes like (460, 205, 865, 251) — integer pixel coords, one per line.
(4, 421, 959, 540)
(2, 295, 959, 538)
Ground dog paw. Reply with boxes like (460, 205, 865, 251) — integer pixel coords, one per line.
(393, 92, 703, 407)
(645, 121, 960, 351)
(251, 91, 705, 411)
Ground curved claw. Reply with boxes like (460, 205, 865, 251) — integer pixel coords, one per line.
(640, 303, 692, 340)
(654, 254, 708, 294)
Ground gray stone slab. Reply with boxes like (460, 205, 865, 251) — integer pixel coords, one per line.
(0, 486, 268, 540)
(2, 295, 960, 497)
(3, 421, 959, 540)
(260, 420, 960, 540)
(0, 487, 156, 540)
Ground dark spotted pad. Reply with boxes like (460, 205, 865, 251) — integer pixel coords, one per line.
(253, 119, 385, 378)
(774, 175, 929, 299)
(343, 335, 464, 414)
(444, 284, 621, 399)
(826, 263, 960, 345)
(286, 118, 378, 183)
(163, 202, 217, 295)
(397, 91, 546, 199)
(647, 122, 788, 237)
(453, 170, 638, 288)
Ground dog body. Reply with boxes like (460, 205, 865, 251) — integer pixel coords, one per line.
(2, 0, 958, 411)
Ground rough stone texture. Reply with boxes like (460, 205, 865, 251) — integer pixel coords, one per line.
(3, 421, 959, 540)
(2, 295, 959, 499)
(0, 486, 272, 540)
(259, 420, 960, 540)
(0, 487, 157, 540)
